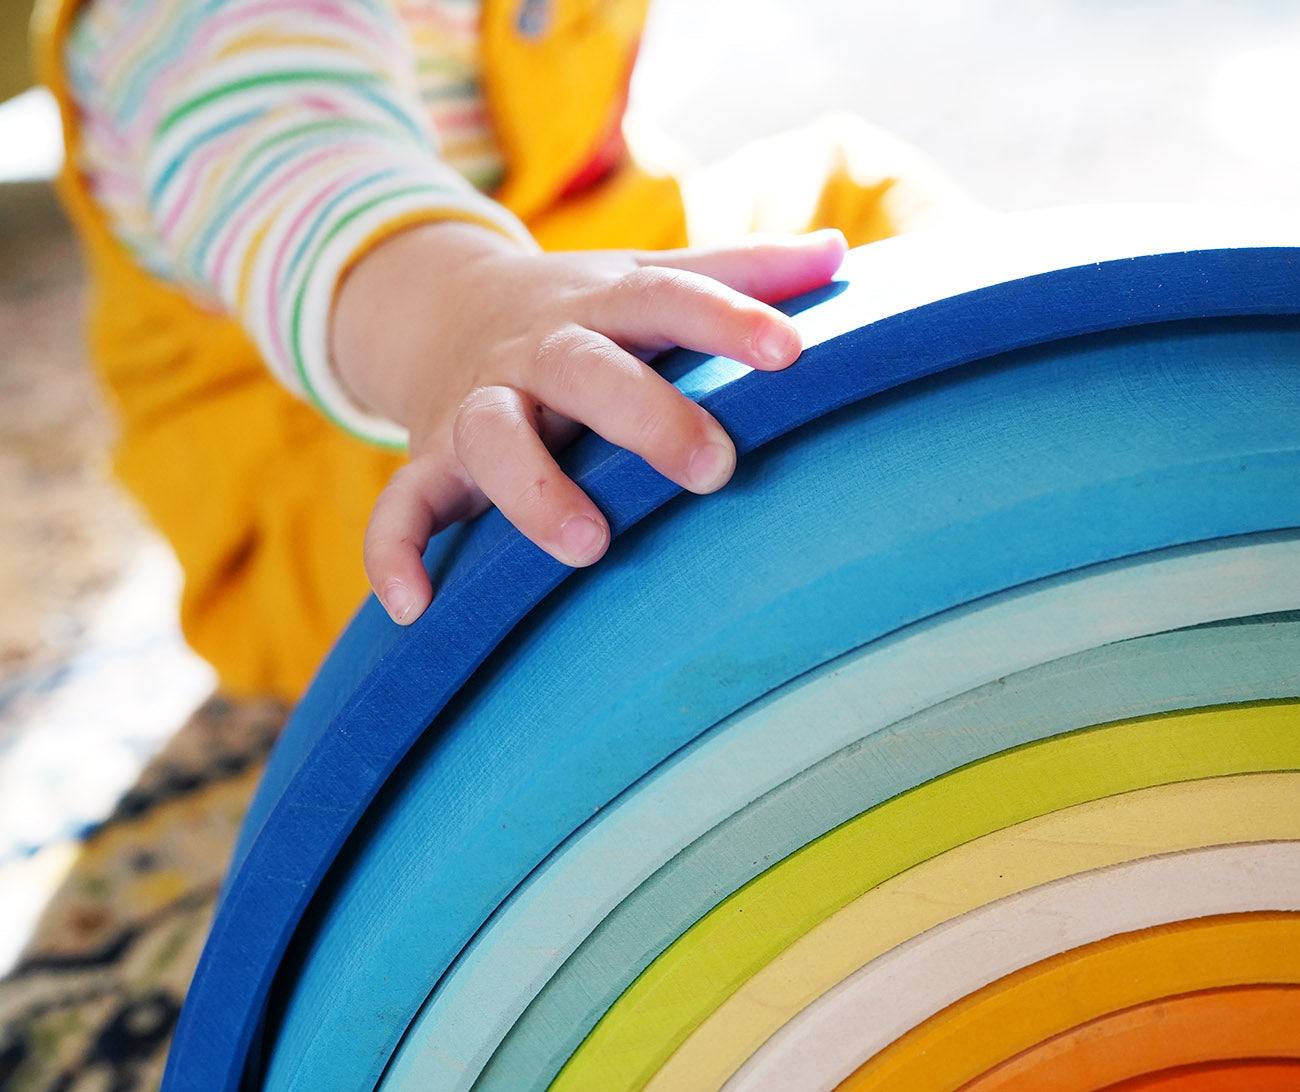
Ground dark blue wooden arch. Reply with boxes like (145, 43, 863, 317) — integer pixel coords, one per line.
(161, 207, 1300, 1092)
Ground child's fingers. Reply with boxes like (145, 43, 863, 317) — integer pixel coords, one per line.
(643, 228, 849, 305)
(363, 458, 486, 624)
(584, 266, 802, 372)
(453, 385, 611, 569)
(524, 326, 736, 494)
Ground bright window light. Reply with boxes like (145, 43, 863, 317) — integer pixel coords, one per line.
(1209, 47, 1300, 166)
(0, 86, 63, 183)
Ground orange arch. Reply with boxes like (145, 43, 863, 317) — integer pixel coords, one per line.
(962, 985, 1300, 1092)
(833, 914, 1300, 1091)
(1099, 1059, 1300, 1092)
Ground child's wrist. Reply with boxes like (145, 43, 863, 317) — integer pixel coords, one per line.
(329, 220, 527, 426)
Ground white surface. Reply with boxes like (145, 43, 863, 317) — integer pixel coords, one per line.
(5, 2, 1300, 207)
(0, 88, 62, 183)
(727, 840, 1300, 1092)
(633, 0, 1300, 210)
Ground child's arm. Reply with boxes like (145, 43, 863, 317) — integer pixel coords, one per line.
(331, 220, 848, 624)
(67, 0, 848, 628)
(64, 0, 533, 444)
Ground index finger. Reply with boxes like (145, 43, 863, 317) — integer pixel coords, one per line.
(584, 265, 802, 372)
(640, 229, 849, 303)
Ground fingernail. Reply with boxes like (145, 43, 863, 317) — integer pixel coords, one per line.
(688, 441, 735, 493)
(383, 580, 416, 624)
(558, 515, 607, 565)
(757, 324, 800, 369)
(811, 227, 847, 247)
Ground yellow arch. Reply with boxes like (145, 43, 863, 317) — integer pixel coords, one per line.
(833, 914, 1300, 1091)
(549, 701, 1300, 1092)
(649, 779, 1300, 1092)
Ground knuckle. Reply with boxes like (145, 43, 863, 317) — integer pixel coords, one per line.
(606, 266, 678, 318)
(739, 308, 774, 350)
(382, 461, 424, 496)
(620, 265, 671, 295)
(458, 384, 514, 416)
(629, 395, 693, 459)
(534, 325, 590, 388)
(454, 385, 515, 448)
(365, 481, 414, 542)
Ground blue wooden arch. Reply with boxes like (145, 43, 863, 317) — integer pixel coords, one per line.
(162, 206, 1300, 1092)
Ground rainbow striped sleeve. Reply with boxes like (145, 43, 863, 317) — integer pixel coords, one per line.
(65, 0, 533, 447)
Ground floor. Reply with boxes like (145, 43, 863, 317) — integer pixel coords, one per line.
(1, 0, 1298, 973)
(0, 179, 216, 972)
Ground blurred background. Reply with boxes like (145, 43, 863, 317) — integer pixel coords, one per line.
(2, 0, 1299, 970)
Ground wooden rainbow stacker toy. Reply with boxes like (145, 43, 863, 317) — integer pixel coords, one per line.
(164, 205, 1300, 1092)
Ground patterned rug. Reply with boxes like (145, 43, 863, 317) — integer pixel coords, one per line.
(0, 695, 286, 1091)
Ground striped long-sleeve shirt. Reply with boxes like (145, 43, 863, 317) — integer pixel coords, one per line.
(66, 0, 533, 445)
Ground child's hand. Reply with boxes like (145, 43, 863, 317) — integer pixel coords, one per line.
(330, 221, 848, 625)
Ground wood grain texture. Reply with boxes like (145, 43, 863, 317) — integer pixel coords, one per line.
(456, 608, 1300, 1092)
(832, 914, 1300, 1092)
(545, 703, 1300, 1092)
(1097, 1060, 1300, 1092)
(274, 315, 1300, 1091)
(721, 834, 1300, 1092)
(162, 208, 1300, 1092)
(961, 985, 1300, 1092)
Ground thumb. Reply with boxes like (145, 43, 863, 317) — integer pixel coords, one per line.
(363, 457, 487, 624)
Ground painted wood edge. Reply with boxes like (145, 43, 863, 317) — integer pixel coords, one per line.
(545, 704, 1300, 1092)
(411, 609, 1300, 1092)
(163, 207, 1300, 1092)
(833, 914, 1300, 1091)
(720, 838, 1300, 1091)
